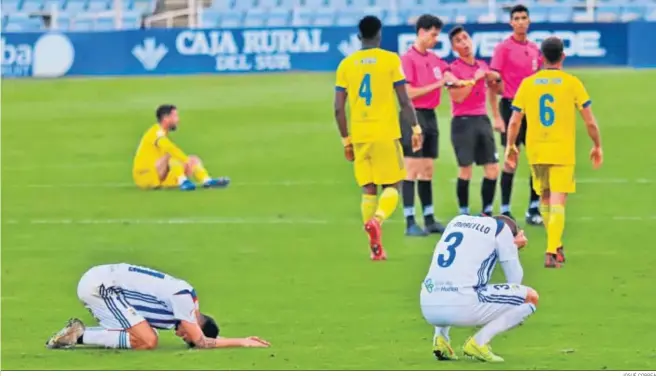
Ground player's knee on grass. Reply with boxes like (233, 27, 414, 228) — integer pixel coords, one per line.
(458, 166, 473, 180)
(483, 163, 499, 179)
(129, 322, 159, 350)
(185, 155, 202, 176)
(525, 288, 539, 307)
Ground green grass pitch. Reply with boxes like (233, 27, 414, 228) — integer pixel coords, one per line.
(2, 69, 656, 370)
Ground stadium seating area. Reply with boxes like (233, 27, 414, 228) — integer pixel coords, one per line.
(1, 0, 153, 31)
(3, 0, 656, 31)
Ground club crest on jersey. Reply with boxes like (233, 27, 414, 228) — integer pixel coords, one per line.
(433, 67, 443, 80)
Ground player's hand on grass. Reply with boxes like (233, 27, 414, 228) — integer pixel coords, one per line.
(590, 146, 603, 169)
(504, 144, 519, 170)
(493, 115, 506, 133)
(241, 337, 270, 348)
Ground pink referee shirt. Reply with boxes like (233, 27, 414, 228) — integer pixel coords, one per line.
(401, 46, 450, 109)
(449, 58, 489, 117)
(490, 36, 541, 99)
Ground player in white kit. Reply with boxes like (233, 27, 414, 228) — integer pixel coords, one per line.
(46, 263, 270, 350)
(420, 215, 538, 362)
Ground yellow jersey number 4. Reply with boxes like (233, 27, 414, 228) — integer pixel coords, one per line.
(539, 94, 555, 127)
(358, 73, 373, 106)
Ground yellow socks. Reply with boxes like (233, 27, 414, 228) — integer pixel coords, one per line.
(192, 164, 211, 183)
(361, 194, 378, 224)
(540, 203, 550, 231)
(374, 187, 399, 223)
(547, 205, 565, 254)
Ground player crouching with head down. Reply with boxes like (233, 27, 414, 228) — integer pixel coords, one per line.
(46, 263, 270, 350)
(132, 104, 230, 191)
(420, 215, 537, 362)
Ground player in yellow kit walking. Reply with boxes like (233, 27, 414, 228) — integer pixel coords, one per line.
(334, 16, 422, 260)
(505, 37, 603, 268)
(132, 104, 229, 191)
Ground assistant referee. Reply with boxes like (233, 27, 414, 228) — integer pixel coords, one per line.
(399, 14, 452, 236)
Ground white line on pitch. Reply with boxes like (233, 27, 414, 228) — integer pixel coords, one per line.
(11, 177, 655, 189)
(4, 216, 656, 226)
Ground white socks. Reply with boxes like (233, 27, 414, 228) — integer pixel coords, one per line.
(82, 327, 131, 349)
(434, 326, 451, 342)
(474, 303, 536, 346)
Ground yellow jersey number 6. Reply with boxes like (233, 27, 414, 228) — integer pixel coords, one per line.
(358, 73, 372, 106)
(539, 94, 555, 127)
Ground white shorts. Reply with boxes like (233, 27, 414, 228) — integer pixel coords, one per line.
(421, 283, 530, 327)
(77, 265, 146, 330)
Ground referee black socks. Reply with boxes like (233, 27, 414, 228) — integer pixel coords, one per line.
(457, 178, 470, 214)
(500, 171, 514, 214)
(482, 177, 497, 216)
(402, 180, 416, 226)
(417, 180, 435, 226)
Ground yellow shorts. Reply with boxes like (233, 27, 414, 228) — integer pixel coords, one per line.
(530, 164, 576, 194)
(133, 161, 184, 189)
(353, 140, 406, 187)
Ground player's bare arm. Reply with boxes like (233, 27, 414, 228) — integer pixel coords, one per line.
(334, 89, 354, 161)
(395, 84, 423, 152)
(406, 81, 444, 99)
(579, 105, 603, 168)
(504, 111, 524, 170)
(488, 86, 504, 133)
(447, 83, 474, 104)
(178, 320, 270, 349)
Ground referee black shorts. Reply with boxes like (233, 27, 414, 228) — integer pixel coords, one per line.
(400, 109, 439, 159)
(499, 97, 527, 148)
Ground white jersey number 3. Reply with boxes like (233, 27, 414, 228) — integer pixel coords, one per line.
(437, 231, 464, 268)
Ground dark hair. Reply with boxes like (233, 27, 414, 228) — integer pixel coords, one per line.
(494, 215, 519, 236)
(185, 313, 220, 348)
(156, 104, 176, 121)
(358, 15, 382, 40)
(510, 4, 529, 19)
(415, 14, 443, 34)
(541, 37, 564, 64)
(448, 25, 466, 42)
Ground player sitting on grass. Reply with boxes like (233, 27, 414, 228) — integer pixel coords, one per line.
(132, 104, 229, 191)
(420, 214, 537, 362)
(46, 263, 270, 350)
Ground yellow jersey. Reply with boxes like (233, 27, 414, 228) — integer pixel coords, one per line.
(335, 48, 406, 143)
(132, 124, 189, 173)
(512, 69, 591, 165)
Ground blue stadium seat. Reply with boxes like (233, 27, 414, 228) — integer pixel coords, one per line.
(95, 16, 115, 29)
(313, 7, 335, 25)
(279, 0, 301, 7)
(455, 6, 488, 23)
(43, 0, 66, 12)
(301, 0, 326, 7)
(383, 10, 402, 25)
(201, 9, 220, 26)
(527, 5, 549, 22)
(118, 0, 135, 11)
(218, 9, 243, 27)
(87, 0, 109, 11)
(267, 8, 290, 26)
(233, 0, 255, 11)
(290, 6, 312, 25)
(351, 0, 373, 8)
(65, 0, 88, 12)
(646, 5, 656, 20)
(335, 8, 364, 26)
(621, 4, 647, 21)
(21, 0, 44, 12)
(259, 0, 280, 7)
(2, 0, 21, 12)
(6, 14, 44, 31)
(547, 5, 573, 22)
(595, 4, 621, 21)
(133, 0, 153, 14)
(211, 0, 233, 10)
(327, 0, 350, 9)
(52, 13, 71, 29)
(372, 0, 393, 7)
(73, 18, 94, 30)
(122, 11, 141, 27)
(244, 8, 267, 27)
